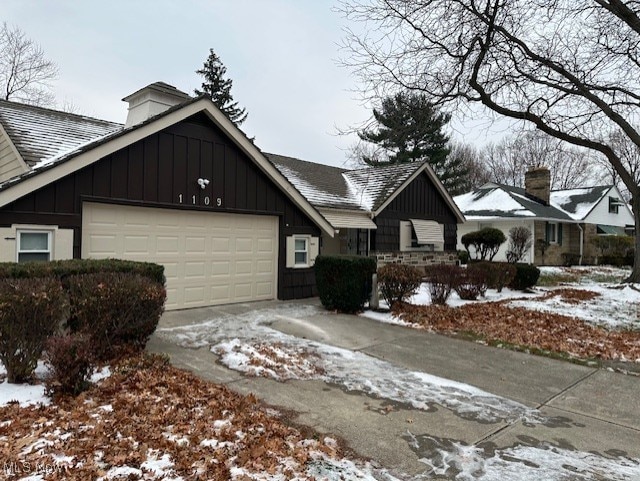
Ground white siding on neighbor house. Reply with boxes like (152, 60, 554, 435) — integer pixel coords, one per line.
(583, 187, 634, 228)
(0, 126, 28, 183)
(457, 219, 536, 263)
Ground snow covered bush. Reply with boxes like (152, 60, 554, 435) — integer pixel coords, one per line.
(423, 265, 460, 305)
(0, 277, 68, 383)
(44, 333, 94, 397)
(377, 263, 423, 307)
(315, 256, 377, 313)
(67, 272, 166, 360)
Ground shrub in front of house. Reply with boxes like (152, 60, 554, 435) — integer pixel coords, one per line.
(461, 227, 506, 261)
(457, 250, 469, 265)
(423, 264, 461, 305)
(0, 258, 165, 285)
(44, 333, 94, 397)
(505, 226, 532, 263)
(315, 255, 377, 313)
(377, 263, 423, 307)
(67, 272, 166, 360)
(468, 261, 516, 293)
(454, 268, 488, 300)
(509, 263, 541, 290)
(0, 277, 68, 383)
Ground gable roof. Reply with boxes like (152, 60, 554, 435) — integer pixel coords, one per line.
(267, 153, 464, 222)
(0, 96, 335, 237)
(549, 185, 613, 220)
(454, 183, 574, 221)
(0, 99, 122, 167)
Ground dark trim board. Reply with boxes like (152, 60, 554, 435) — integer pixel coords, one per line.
(0, 114, 320, 300)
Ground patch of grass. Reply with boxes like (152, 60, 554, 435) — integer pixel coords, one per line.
(537, 272, 579, 286)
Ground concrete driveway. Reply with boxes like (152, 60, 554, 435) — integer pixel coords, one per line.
(147, 299, 640, 479)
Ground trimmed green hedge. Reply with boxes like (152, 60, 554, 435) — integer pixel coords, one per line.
(0, 258, 165, 285)
(315, 255, 377, 313)
(509, 263, 540, 290)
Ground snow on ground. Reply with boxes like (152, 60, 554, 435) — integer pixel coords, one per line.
(362, 266, 640, 331)
(0, 364, 111, 408)
(158, 304, 542, 425)
(406, 433, 640, 481)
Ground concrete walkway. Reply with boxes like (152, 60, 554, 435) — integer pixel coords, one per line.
(147, 299, 640, 479)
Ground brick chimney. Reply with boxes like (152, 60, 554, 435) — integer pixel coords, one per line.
(123, 82, 191, 128)
(524, 167, 551, 204)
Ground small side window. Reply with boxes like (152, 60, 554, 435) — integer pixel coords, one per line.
(17, 231, 51, 262)
(609, 196, 620, 214)
(294, 238, 309, 266)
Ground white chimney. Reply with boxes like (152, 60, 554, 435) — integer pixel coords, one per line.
(122, 82, 191, 128)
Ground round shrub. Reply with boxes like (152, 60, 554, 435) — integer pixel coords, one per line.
(378, 263, 423, 307)
(0, 277, 68, 383)
(468, 261, 516, 293)
(315, 256, 377, 313)
(509, 263, 541, 291)
(454, 268, 488, 300)
(462, 227, 507, 261)
(67, 272, 166, 360)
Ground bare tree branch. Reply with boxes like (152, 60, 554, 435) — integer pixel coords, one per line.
(0, 22, 57, 106)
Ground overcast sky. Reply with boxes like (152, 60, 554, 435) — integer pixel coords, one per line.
(3, 1, 505, 167)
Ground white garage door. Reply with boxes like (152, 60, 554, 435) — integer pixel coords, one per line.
(82, 202, 278, 310)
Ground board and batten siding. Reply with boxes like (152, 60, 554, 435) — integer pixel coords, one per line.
(0, 112, 320, 300)
(372, 172, 459, 252)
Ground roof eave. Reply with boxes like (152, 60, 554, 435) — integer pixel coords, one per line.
(0, 98, 335, 238)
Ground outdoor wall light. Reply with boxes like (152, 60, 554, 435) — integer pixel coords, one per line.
(197, 178, 210, 189)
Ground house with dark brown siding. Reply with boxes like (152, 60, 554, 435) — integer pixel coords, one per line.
(0, 82, 463, 310)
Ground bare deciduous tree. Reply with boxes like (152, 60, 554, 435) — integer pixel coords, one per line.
(482, 130, 604, 190)
(340, 0, 640, 282)
(0, 22, 57, 106)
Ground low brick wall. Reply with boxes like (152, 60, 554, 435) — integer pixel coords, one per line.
(373, 251, 459, 268)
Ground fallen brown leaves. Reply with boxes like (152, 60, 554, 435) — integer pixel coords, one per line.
(395, 301, 640, 362)
(0, 354, 338, 480)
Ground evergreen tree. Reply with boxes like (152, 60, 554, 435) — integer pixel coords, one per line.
(195, 49, 247, 126)
(358, 92, 468, 193)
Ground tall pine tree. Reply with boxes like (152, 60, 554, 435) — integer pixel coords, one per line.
(195, 49, 247, 126)
(358, 92, 468, 194)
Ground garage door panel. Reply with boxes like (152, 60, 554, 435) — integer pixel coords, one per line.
(185, 236, 206, 253)
(235, 238, 253, 253)
(82, 203, 277, 310)
(157, 236, 179, 254)
(211, 238, 230, 253)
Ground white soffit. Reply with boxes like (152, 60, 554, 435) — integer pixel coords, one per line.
(319, 209, 377, 230)
(410, 219, 443, 244)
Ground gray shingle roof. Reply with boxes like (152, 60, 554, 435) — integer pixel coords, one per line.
(266, 153, 426, 212)
(0, 99, 123, 166)
(454, 183, 574, 220)
(550, 186, 612, 220)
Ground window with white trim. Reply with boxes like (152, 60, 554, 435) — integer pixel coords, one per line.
(294, 237, 309, 266)
(17, 231, 52, 262)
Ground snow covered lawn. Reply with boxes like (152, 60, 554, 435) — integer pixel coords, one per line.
(362, 266, 640, 363)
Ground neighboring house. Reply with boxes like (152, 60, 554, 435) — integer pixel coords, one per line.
(0, 82, 463, 310)
(454, 168, 635, 265)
